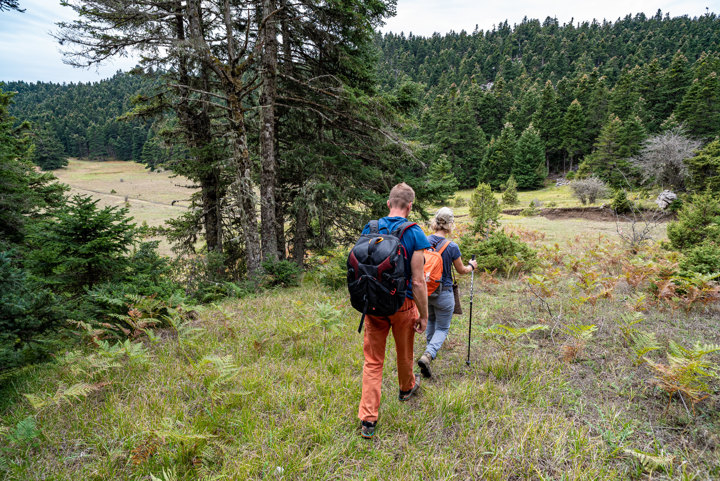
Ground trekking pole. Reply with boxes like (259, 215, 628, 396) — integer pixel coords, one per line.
(466, 254, 476, 366)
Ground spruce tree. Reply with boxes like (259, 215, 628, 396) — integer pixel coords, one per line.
(577, 115, 637, 187)
(477, 122, 517, 190)
(30, 126, 68, 170)
(532, 80, 562, 173)
(676, 72, 720, 139)
(685, 140, 720, 193)
(561, 99, 587, 172)
(469, 182, 500, 234)
(425, 154, 459, 204)
(502, 175, 519, 205)
(513, 124, 547, 189)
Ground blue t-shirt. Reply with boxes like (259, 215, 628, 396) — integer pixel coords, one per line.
(427, 234, 461, 287)
(362, 216, 430, 300)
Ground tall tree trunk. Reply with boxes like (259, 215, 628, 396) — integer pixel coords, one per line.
(293, 202, 308, 266)
(260, 0, 279, 261)
(229, 92, 262, 275)
(275, 191, 285, 259)
(186, 0, 261, 274)
(175, 1, 222, 252)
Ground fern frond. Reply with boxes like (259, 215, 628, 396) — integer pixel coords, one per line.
(23, 393, 47, 410)
(55, 383, 99, 403)
(629, 330, 661, 363)
(623, 449, 674, 472)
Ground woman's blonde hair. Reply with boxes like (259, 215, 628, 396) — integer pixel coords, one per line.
(430, 207, 454, 234)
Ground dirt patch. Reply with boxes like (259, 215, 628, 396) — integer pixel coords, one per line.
(502, 206, 676, 223)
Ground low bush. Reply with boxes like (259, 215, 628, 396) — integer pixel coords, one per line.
(611, 189, 634, 214)
(0, 252, 64, 372)
(680, 241, 720, 276)
(520, 200, 539, 217)
(570, 177, 609, 205)
(261, 258, 302, 288)
(306, 248, 347, 290)
(667, 190, 720, 251)
(454, 196, 467, 207)
(457, 230, 539, 276)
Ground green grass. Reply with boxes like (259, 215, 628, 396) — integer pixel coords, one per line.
(2, 233, 719, 479)
(2, 162, 714, 479)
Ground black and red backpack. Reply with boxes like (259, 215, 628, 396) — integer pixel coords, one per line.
(347, 220, 416, 333)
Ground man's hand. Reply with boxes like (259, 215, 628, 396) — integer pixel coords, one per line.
(414, 316, 427, 333)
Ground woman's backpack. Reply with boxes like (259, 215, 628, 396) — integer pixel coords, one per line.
(347, 220, 416, 333)
(424, 238, 450, 298)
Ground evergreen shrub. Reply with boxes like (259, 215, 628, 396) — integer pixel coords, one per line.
(680, 241, 720, 276)
(457, 230, 539, 276)
(306, 248, 347, 290)
(0, 252, 63, 372)
(261, 259, 302, 288)
(502, 175, 519, 205)
(667, 190, 720, 251)
(469, 182, 500, 234)
(611, 190, 634, 214)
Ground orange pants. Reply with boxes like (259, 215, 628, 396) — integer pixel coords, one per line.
(358, 297, 418, 422)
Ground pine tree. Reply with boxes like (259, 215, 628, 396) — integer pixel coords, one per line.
(502, 175, 519, 205)
(577, 115, 637, 187)
(561, 99, 587, 172)
(30, 126, 67, 170)
(513, 124, 547, 189)
(676, 72, 720, 139)
(469, 182, 500, 234)
(685, 140, 720, 193)
(478, 122, 516, 190)
(425, 154, 459, 204)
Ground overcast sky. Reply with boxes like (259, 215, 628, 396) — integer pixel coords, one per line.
(0, 0, 716, 83)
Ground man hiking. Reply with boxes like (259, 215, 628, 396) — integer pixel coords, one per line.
(357, 182, 430, 439)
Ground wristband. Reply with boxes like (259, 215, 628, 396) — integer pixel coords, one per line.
(469, 263, 475, 271)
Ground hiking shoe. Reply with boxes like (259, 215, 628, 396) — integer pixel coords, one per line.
(399, 374, 421, 401)
(417, 352, 433, 378)
(361, 420, 376, 439)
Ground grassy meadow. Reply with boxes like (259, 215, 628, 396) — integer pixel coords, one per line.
(1, 162, 718, 480)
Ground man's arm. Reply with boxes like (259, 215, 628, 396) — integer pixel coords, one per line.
(410, 249, 428, 333)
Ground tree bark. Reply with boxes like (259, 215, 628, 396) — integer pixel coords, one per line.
(260, 0, 279, 261)
(293, 202, 308, 266)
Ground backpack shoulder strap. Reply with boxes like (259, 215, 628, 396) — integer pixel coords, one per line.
(436, 238, 451, 255)
(368, 220, 380, 234)
(391, 221, 418, 240)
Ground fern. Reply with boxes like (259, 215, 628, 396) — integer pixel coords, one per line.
(618, 312, 645, 339)
(482, 324, 548, 360)
(560, 324, 597, 362)
(23, 382, 102, 410)
(199, 354, 241, 402)
(623, 449, 674, 474)
(315, 301, 345, 335)
(628, 330, 661, 364)
(645, 341, 720, 413)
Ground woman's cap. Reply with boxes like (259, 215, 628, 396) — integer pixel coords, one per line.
(434, 207, 454, 226)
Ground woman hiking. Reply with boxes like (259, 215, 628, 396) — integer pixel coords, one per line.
(417, 207, 477, 378)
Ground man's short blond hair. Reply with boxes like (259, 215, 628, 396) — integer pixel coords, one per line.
(388, 182, 415, 209)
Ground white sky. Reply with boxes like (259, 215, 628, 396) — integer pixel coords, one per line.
(380, 0, 715, 36)
(0, 0, 717, 83)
